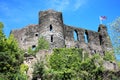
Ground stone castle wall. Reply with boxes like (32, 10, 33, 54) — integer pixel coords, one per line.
(11, 10, 113, 54)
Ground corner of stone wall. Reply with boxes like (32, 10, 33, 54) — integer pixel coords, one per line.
(98, 24, 113, 52)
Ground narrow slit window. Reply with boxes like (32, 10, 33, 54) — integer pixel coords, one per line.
(50, 25, 53, 31)
(73, 30, 78, 41)
(84, 30, 88, 43)
(99, 35, 102, 45)
(51, 35, 53, 42)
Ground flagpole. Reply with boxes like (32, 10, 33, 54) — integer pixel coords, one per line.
(99, 16, 102, 24)
(99, 16, 107, 24)
(100, 19, 102, 24)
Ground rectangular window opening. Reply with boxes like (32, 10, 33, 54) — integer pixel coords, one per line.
(50, 24, 53, 31)
(32, 45, 36, 50)
(51, 35, 53, 42)
(84, 30, 88, 43)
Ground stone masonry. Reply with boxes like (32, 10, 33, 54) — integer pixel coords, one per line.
(11, 10, 113, 54)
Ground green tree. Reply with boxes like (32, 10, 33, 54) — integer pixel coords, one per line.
(33, 48, 104, 80)
(0, 22, 6, 52)
(110, 17, 120, 54)
(0, 22, 26, 80)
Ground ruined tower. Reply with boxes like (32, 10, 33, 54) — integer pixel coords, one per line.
(11, 10, 113, 54)
(98, 24, 113, 52)
(39, 10, 65, 48)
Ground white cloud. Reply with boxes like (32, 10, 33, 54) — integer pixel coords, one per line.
(46, 0, 87, 11)
(47, 0, 69, 11)
(74, 0, 86, 11)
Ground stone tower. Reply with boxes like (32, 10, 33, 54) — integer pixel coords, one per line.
(39, 10, 65, 48)
(98, 24, 113, 52)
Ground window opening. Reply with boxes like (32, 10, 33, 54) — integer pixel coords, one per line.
(99, 35, 102, 45)
(51, 35, 53, 42)
(84, 30, 88, 43)
(32, 45, 36, 50)
(73, 30, 78, 41)
(35, 33, 38, 37)
(50, 24, 53, 31)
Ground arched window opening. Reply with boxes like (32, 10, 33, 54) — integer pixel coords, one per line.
(51, 35, 53, 42)
(32, 45, 36, 51)
(73, 30, 78, 41)
(50, 24, 53, 31)
(84, 30, 88, 43)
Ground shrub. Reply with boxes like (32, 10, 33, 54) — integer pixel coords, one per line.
(27, 37, 49, 56)
(33, 48, 105, 80)
(103, 51, 115, 62)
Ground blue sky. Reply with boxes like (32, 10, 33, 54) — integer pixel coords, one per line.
(0, 0, 120, 36)
(0, 0, 120, 59)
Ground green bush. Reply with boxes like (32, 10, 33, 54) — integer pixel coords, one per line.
(103, 51, 115, 62)
(34, 37, 49, 53)
(33, 49, 120, 80)
(27, 36, 49, 56)
(116, 61, 120, 69)
(32, 60, 45, 80)
(33, 48, 105, 80)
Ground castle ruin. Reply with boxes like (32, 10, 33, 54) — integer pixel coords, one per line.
(11, 10, 113, 54)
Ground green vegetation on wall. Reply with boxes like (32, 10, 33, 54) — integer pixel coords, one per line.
(32, 47, 120, 80)
(33, 48, 106, 80)
(0, 22, 27, 80)
(28, 36, 49, 55)
(103, 51, 115, 62)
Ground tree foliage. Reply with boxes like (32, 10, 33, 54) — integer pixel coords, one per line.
(110, 17, 120, 54)
(33, 48, 120, 80)
(0, 22, 26, 80)
(0, 22, 6, 52)
(28, 36, 49, 55)
(33, 48, 106, 80)
(103, 51, 115, 62)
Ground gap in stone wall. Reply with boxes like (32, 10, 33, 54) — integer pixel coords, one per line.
(35, 33, 38, 37)
(99, 35, 102, 45)
(50, 24, 53, 31)
(51, 35, 53, 42)
(73, 30, 78, 41)
(84, 30, 88, 43)
(32, 45, 36, 50)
